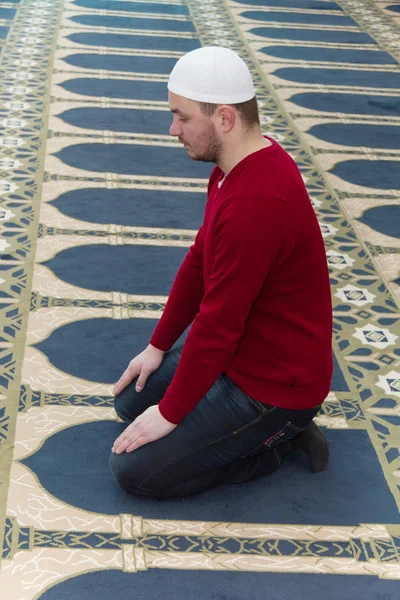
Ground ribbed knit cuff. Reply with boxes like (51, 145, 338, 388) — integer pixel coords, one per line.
(158, 395, 183, 425)
(149, 330, 173, 353)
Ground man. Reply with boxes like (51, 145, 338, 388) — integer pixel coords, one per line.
(110, 46, 333, 498)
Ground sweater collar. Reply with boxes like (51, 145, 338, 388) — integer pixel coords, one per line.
(216, 135, 279, 190)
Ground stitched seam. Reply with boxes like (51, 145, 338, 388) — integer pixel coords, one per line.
(246, 396, 267, 412)
(240, 441, 264, 459)
(285, 421, 305, 433)
(233, 411, 267, 434)
(136, 415, 267, 492)
(274, 448, 282, 466)
(136, 430, 238, 491)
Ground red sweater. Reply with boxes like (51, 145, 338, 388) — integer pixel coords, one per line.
(151, 138, 333, 424)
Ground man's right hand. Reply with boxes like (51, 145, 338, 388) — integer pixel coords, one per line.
(112, 344, 165, 396)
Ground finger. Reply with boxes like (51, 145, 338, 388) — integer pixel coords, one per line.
(126, 436, 147, 453)
(115, 432, 142, 455)
(112, 422, 136, 450)
(112, 436, 125, 452)
(113, 366, 137, 396)
(113, 371, 131, 396)
(135, 368, 150, 393)
(113, 431, 134, 452)
(113, 422, 139, 453)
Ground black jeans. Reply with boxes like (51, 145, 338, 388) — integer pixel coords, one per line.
(109, 346, 320, 498)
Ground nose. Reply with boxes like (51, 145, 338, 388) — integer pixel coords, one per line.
(169, 117, 182, 137)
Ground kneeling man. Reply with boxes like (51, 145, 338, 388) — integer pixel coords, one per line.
(110, 47, 333, 498)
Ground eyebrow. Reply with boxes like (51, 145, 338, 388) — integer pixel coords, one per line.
(170, 108, 188, 116)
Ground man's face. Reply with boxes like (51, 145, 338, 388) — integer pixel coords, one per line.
(168, 92, 222, 163)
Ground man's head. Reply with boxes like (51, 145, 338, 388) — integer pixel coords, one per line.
(168, 47, 260, 163)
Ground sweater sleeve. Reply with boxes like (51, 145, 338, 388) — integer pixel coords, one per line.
(158, 195, 286, 424)
(150, 224, 205, 352)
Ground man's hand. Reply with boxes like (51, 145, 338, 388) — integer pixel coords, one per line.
(112, 405, 177, 454)
(113, 344, 165, 396)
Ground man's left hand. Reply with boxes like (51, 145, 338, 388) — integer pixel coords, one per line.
(112, 405, 177, 454)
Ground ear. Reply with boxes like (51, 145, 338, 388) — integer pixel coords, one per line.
(217, 105, 236, 133)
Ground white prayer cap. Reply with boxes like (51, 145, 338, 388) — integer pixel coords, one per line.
(168, 46, 256, 104)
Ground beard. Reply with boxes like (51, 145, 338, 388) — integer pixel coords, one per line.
(183, 122, 222, 163)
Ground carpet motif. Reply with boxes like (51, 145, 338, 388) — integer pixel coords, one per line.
(0, 0, 399, 598)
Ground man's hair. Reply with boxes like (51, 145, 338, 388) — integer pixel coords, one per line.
(198, 97, 260, 129)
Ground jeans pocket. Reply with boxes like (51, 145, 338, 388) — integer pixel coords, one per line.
(232, 411, 267, 435)
(246, 396, 276, 414)
(228, 389, 276, 435)
(231, 401, 280, 438)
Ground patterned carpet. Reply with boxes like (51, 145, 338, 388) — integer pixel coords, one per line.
(1, 0, 400, 598)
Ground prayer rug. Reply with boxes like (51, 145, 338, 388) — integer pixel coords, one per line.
(0, 0, 399, 598)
